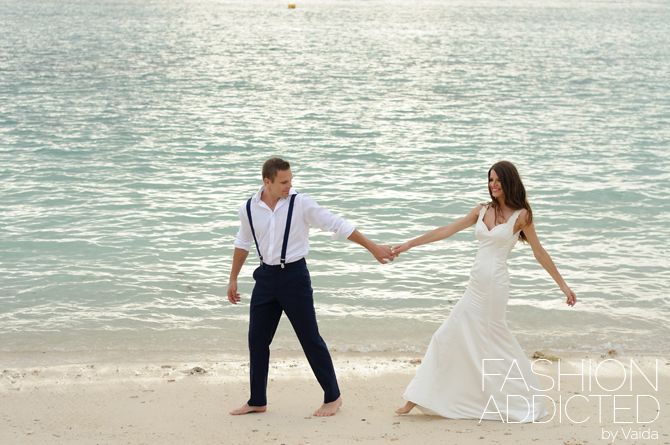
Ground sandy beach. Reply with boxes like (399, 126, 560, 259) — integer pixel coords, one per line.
(1, 351, 668, 444)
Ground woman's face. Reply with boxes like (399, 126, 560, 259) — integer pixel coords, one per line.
(489, 169, 504, 200)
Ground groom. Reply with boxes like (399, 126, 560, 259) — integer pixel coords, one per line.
(227, 157, 394, 417)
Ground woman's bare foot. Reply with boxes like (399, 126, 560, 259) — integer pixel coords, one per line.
(395, 401, 417, 414)
(229, 403, 267, 415)
(313, 397, 342, 417)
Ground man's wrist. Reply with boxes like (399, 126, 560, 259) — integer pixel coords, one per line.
(365, 240, 378, 252)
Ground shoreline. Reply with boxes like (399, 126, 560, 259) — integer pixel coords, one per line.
(3, 347, 667, 368)
(2, 351, 668, 444)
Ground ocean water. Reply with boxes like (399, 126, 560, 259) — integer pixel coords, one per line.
(1, 0, 669, 361)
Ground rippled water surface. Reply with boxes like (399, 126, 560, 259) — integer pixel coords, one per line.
(1, 0, 669, 358)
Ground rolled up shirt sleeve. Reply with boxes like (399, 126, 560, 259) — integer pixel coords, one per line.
(233, 204, 254, 251)
(300, 194, 355, 240)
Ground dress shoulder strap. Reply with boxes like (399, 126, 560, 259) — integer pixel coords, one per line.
(508, 209, 523, 227)
(478, 203, 488, 221)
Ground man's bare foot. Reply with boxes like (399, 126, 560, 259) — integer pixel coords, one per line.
(395, 401, 417, 414)
(229, 403, 267, 415)
(313, 397, 342, 417)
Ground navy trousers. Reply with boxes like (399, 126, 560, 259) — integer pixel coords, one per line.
(248, 258, 340, 406)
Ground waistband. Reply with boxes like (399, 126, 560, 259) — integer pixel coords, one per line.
(259, 257, 306, 270)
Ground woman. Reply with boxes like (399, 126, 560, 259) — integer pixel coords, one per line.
(392, 161, 576, 423)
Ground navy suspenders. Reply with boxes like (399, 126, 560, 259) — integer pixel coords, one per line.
(245, 198, 263, 264)
(246, 193, 298, 269)
(280, 194, 297, 268)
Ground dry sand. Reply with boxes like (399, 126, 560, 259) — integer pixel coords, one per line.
(1, 351, 668, 444)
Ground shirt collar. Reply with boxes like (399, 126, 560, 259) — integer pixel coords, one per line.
(252, 185, 297, 204)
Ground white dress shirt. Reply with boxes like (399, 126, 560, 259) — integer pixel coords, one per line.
(234, 186, 356, 265)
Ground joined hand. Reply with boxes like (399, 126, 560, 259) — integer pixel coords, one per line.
(391, 242, 411, 256)
(373, 244, 395, 264)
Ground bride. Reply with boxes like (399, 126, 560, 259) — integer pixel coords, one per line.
(392, 161, 577, 423)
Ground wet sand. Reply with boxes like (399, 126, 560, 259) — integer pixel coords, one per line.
(1, 351, 668, 444)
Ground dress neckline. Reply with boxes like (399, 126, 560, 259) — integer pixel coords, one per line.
(480, 206, 521, 233)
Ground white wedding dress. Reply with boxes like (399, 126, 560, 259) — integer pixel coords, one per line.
(403, 205, 547, 423)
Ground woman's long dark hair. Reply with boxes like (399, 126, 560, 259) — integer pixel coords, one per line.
(487, 161, 533, 242)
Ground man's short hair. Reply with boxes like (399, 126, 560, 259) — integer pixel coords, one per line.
(262, 157, 291, 182)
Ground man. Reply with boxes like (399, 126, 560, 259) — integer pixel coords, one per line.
(227, 157, 394, 417)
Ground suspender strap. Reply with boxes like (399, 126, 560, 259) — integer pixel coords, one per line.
(246, 198, 263, 264)
(280, 194, 298, 269)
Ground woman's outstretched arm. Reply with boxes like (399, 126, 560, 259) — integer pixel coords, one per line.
(392, 205, 483, 255)
(519, 210, 577, 307)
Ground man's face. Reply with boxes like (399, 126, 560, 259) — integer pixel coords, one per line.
(265, 168, 293, 200)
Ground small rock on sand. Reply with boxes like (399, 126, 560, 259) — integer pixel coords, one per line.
(532, 351, 560, 362)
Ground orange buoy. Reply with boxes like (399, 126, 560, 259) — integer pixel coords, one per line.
(288, 4, 295, 8)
